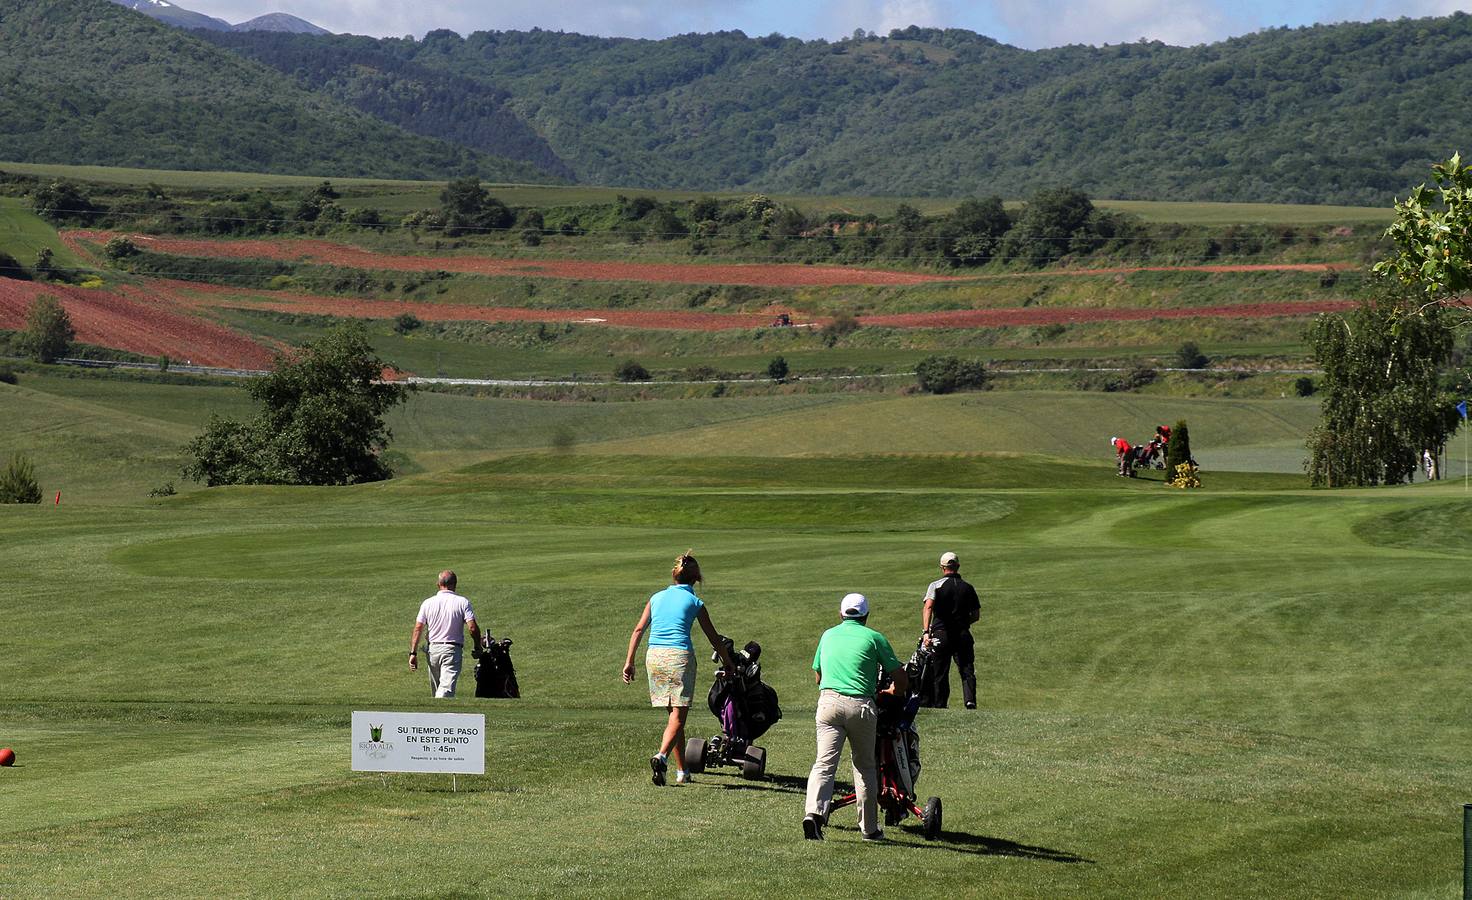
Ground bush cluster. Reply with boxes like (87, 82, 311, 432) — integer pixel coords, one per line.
(914, 356, 988, 394)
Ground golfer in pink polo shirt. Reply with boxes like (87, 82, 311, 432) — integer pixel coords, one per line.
(408, 570, 482, 698)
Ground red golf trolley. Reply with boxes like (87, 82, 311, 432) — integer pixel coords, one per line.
(823, 634, 943, 839)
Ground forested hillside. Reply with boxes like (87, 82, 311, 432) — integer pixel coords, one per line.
(201, 32, 575, 180)
(0, 0, 554, 182)
(6, 1, 1471, 201)
(214, 16, 1472, 203)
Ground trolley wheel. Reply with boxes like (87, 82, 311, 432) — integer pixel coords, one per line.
(684, 737, 707, 774)
(922, 796, 943, 840)
(740, 745, 766, 779)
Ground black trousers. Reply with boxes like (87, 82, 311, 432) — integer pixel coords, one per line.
(924, 625, 976, 708)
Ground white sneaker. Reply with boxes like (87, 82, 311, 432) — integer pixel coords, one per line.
(675, 771, 693, 785)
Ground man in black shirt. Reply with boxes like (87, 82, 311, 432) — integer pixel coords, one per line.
(920, 552, 981, 709)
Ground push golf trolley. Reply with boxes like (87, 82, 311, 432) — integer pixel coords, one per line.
(824, 634, 943, 839)
(685, 637, 781, 779)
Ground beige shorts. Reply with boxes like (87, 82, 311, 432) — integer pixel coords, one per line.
(646, 647, 696, 707)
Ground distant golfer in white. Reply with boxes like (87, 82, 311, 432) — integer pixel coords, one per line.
(408, 570, 482, 698)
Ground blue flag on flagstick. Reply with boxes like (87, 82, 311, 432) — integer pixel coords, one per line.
(1459, 400, 1469, 421)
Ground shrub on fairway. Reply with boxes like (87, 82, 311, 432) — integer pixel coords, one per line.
(1168, 461, 1202, 489)
(1294, 376, 1316, 397)
(1163, 419, 1193, 474)
(182, 324, 407, 486)
(393, 312, 422, 335)
(615, 359, 651, 382)
(766, 355, 790, 383)
(915, 355, 988, 394)
(0, 364, 16, 385)
(0, 453, 42, 503)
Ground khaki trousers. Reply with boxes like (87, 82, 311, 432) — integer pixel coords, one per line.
(805, 689, 880, 835)
(427, 642, 463, 698)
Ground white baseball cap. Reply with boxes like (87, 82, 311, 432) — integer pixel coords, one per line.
(940, 551, 959, 568)
(840, 592, 869, 618)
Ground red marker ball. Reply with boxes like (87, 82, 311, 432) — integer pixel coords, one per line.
(0, 748, 14, 767)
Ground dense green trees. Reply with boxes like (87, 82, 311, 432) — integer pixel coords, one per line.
(205, 13, 1472, 203)
(6, 2, 1472, 199)
(1305, 291, 1459, 486)
(183, 325, 407, 486)
(440, 177, 515, 236)
(0, 0, 543, 182)
(1304, 154, 1470, 487)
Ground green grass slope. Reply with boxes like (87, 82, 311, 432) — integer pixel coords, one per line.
(0, 197, 89, 270)
(0, 448, 1469, 896)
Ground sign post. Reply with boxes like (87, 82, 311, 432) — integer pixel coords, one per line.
(351, 712, 485, 788)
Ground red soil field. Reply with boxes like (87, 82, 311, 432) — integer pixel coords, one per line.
(0, 279, 276, 368)
(64, 232, 961, 288)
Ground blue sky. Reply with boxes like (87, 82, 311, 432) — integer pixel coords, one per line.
(184, 0, 1471, 48)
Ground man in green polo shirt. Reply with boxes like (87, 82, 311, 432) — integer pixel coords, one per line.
(803, 592, 909, 842)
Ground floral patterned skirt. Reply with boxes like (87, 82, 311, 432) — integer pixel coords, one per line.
(646, 647, 696, 708)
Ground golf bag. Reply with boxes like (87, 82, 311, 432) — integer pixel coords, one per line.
(706, 641, 782, 742)
(472, 635, 520, 699)
(686, 637, 781, 779)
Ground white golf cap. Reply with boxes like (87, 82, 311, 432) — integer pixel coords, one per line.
(940, 551, 959, 568)
(840, 592, 869, 618)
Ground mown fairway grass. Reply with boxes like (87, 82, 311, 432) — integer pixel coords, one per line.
(1, 373, 1470, 898)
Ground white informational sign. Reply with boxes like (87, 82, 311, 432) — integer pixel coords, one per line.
(351, 711, 486, 774)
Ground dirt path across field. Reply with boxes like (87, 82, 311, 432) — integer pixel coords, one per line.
(64, 231, 1350, 288)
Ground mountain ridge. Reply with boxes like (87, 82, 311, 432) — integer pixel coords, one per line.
(0, 0, 555, 182)
(108, 0, 330, 34)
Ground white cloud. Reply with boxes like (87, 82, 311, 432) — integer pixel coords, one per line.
(181, 0, 757, 37)
(991, 0, 1229, 48)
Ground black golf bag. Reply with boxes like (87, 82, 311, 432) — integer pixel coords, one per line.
(473, 635, 520, 699)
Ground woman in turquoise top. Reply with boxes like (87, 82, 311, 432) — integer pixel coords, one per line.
(623, 551, 735, 786)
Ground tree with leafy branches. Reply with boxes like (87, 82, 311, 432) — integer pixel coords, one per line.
(1373, 152, 1472, 311)
(19, 294, 74, 363)
(1305, 288, 1459, 486)
(183, 324, 407, 486)
(1304, 154, 1470, 487)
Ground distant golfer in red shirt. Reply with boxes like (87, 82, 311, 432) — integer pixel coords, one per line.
(1111, 436, 1134, 477)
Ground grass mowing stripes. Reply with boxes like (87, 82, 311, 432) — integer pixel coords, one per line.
(1, 375, 1468, 897)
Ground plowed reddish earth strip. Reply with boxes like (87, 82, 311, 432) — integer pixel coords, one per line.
(160, 281, 1353, 331)
(64, 232, 959, 287)
(0, 279, 276, 368)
